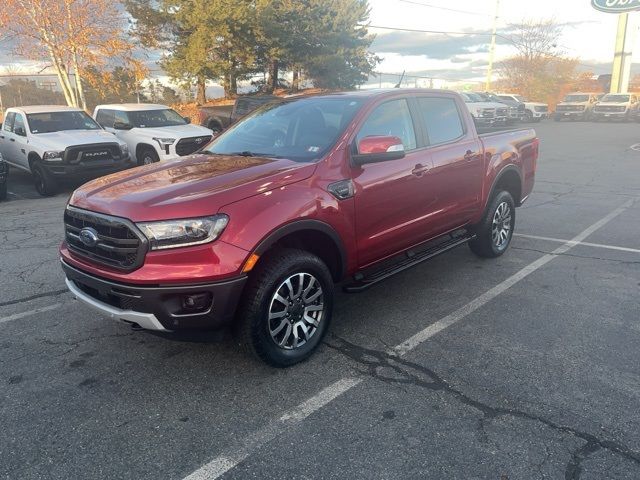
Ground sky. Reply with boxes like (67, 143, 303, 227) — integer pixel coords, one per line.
(0, 0, 637, 94)
(366, 0, 633, 87)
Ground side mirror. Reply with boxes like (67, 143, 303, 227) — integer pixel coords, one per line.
(14, 126, 26, 136)
(183, 116, 191, 124)
(352, 136, 405, 166)
(113, 121, 133, 130)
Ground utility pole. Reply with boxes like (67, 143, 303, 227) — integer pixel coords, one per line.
(485, 0, 500, 92)
(610, 13, 638, 93)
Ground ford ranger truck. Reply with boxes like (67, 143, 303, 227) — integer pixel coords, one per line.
(0, 106, 131, 196)
(592, 93, 639, 122)
(60, 90, 539, 367)
(94, 104, 214, 166)
(554, 93, 600, 121)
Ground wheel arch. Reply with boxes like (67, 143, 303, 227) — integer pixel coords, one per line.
(135, 142, 158, 162)
(27, 151, 41, 171)
(488, 165, 522, 207)
(252, 220, 347, 282)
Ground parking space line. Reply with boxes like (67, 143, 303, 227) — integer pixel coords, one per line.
(515, 233, 640, 254)
(183, 378, 362, 480)
(181, 199, 634, 480)
(0, 303, 62, 324)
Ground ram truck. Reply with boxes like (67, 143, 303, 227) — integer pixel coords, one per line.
(0, 106, 131, 196)
(60, 89, 539, 367)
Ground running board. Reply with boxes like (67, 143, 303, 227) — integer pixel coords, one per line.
(343, 235, 473, 293)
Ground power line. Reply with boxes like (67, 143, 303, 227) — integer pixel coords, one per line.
(396, 0, 493, 17)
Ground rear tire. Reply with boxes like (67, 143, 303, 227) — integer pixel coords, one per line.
(236, 248, 334, 368)
(137, 147, 159, 166)
(32, 163, 56, 197)
(0, 179, 6, 201)
(469, 191, 516, 258)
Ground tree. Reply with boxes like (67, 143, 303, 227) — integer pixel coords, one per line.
(497, 19, 578, 103)
(0, 0, 143, 110)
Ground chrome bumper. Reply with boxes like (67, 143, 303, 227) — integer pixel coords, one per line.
(65, 277, 170, 331)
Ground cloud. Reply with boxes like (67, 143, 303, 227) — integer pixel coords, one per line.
(369, 29, 509, 60)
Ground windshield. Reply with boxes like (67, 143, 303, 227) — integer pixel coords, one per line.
(27, 111, 101, 134)
(601, 94, 630, 102)
(128, 109, 187, 128)
(564, 95, 590, 102)
(206, 97, 364, 162)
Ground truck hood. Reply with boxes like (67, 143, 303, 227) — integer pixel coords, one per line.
(596, 101, 629, 106)
(525, 102, 547, 108)
(32, 129, 123, 149)
(467, 102, 497, 111)
(69, 154, 317, 222)
(130, 124, 213, 139)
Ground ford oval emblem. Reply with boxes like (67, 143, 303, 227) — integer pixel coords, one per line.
(79, 227, 99, 247)
(592, 0, 640, 13)
(195, 137, 204, 144)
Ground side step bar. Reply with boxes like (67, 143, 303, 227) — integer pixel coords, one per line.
(343, 234, 473, 293)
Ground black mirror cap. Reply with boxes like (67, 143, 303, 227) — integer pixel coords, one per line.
(113, 121, 133, 130)
(183, 116, 191, 124)
(351, 150, 405, 167)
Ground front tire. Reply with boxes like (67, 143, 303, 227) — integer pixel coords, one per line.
(469, 191, 516, 258)
(0, 179, 6, 201)
(32, 163, 56, 197)
(137, 147, 159, 166)
(237, 248, 334, 367)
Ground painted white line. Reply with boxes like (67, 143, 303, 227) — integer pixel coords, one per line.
(515, 233, 640, 254)
(0, 303, 62, 324)
(183, 378, 362, 480)
(630, 143, 640, 152)
(182, 199, 634, 480)
(394, 199, 634, 355)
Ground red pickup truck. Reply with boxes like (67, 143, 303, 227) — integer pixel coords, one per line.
(60, 89, 538, 367)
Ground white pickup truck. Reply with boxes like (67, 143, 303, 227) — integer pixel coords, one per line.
(0, 106, 131, 196)
(496, 94, 548, 122)
(93, 104, 213, 165)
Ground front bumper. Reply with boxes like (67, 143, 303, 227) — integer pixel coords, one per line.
(62, 260, 247, 331)
(555, 111, 587, 120)
(43, 155, 133, 179)
(532, 111, 548, 119)
(593, 111, 628, 120)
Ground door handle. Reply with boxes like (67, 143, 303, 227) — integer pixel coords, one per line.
(412, 163, 431, 177)
(0, 135, 4, 139)
(464, 150, 476, 161)
(9, 138, 15, 142)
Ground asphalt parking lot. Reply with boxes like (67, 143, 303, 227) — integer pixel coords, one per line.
(1, 120, 640, 480)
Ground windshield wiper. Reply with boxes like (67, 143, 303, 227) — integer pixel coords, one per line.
(229, 151, 283, 158)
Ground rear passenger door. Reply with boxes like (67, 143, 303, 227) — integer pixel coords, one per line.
(415, 95, 484, 232)
(11, 113, 29, 169)
(0, 112, 16, 163)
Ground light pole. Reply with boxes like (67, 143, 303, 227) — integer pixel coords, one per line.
(485, 0, 500, 92)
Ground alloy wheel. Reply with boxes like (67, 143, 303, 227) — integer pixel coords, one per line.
(491, 201, 512, 250)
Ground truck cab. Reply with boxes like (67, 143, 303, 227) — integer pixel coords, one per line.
(94, 104, 214, 166)
(0, 106, 131, 196)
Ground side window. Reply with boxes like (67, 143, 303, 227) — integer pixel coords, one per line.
(96, 109, 114, 128)
(417, 97, 464, 145)
(113, 110, 129, 125)
(356, 99, 417, 152)
(3, 112, 15, 132)
(13, 114, 27, 136)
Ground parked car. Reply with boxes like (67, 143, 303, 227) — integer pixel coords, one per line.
(478, 92, 525, 123)
(554, 93, 601, 121)
(0, 152, 8, 201)
(198, 95, 277, 134)
(458, 92, 499, 128)
(496, 94, 548, 122)
(60, 89, 539, 367)
(94, 104, 214, 166)
(592, 93, 639, 122)
(0, 106, 131, 196)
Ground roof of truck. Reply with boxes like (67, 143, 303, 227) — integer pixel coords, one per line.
(10, 105, 83, 114)
(95, 103, 170, 111)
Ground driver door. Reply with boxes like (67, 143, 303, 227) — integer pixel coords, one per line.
(351, 97, 436, 268)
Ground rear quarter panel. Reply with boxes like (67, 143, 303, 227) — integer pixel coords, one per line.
(474, 128, 538, 223)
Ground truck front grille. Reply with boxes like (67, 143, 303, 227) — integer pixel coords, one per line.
(496, 108, 508, 117)
(175, 136, 212, 156)
(64, 143, 121, 164)
(64, 206, 147, 271)
(534, 106, 548, 113)
(595, 105, 626, 113)
(480, 109, 496, 118)
(557, 105, 585, 112)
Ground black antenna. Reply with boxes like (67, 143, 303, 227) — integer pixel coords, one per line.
(395, 71, 406, 88)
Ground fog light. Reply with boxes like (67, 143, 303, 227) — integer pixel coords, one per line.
(181, 292, 212, 312)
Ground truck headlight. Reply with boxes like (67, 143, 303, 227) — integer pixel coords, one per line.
(153, 137, 176, 147)
(43, 151, 64, 162)
(119, 143, 129, 156)
(137, 215, 229, 250)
